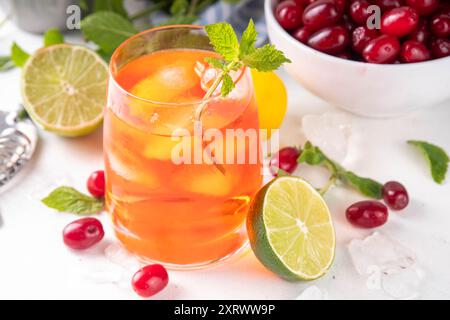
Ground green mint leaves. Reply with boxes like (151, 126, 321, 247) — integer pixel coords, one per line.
(408, 140, 449, 184)
(298, 142, 383, 199)
(42, 187, 104, 215)
(44, 28, 65, 47)
(81, 11, 138, 54)
(204, 19, 290, 97)
(11, 42, 30, 68)
(0, 56, 14, 72)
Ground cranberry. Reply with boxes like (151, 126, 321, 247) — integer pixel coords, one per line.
(276, 1, 304, 30)
(405, 0, 440, 16)
(336, 50, 353, 58)
(430, 14, 450, 37)
(373, 0, 404, 12)
(132, 264, 169, 298)
(63, 218, 104, 250)
(407, 19, 431, 42)
(430, 37, 450, 57)
(332, 0, 348, 13)
(346, 201, 389, 228)
(362, 35, 401, 63)
(349, 0, 371, 25)
(352, 26, 379, 53)
(292, 26, 314, 43)
(294, 0, 312, 7)
(343, 14, 357, 31)
(269, 147, 301, 176)
(382, 181, 410, 210)
(302, 0, 342, 32)
(400, 40, 431, 62)
(381, 7, 420, 36)
(87, 170, 105, 198)
(308, 25, 350, 53)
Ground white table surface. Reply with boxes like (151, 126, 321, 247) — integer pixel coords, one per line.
(1, 21, 450, 300)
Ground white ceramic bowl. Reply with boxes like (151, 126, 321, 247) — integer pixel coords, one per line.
(265, 0, 450, 117)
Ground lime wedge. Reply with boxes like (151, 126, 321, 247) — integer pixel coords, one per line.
(21, 44, 108, 137)
(247, 176, 335, 281)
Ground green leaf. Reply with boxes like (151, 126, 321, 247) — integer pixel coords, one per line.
(297, 142, 327, 166)
(205, 57, 225, 70)
(340, 171, 383, 199)
(221, 73, 234, 97)
(408, 140, 449, 184)
(44, 28, 65, 47)
(239, 19, 257, 57)
(205, 22, 240, 61)
(81, 11, 138, 54)
(170, 0, 189, 15)
(0, 56, 14, 72)
(42, 187, 104, 215)
(10, 42, 30, 68)
(242, 44, 291, 72)
(94, 0, 128, 17)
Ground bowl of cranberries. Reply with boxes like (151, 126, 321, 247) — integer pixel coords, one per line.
(265, 0, 450, 117)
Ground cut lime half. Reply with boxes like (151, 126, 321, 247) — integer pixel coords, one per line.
(21, 44, 108, 137)
(247, 176, 336, 281)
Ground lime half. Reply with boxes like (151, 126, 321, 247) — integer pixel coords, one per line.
(21, 44, 108, 137)
(247, 176, 336, 281)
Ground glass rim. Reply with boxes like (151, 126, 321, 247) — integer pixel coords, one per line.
(109, 24, 248, 107)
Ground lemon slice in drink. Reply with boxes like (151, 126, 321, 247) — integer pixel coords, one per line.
(247, 176, 335, 281)
(21, 44, 108, 137)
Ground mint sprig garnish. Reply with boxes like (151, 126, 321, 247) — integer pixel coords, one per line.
(43, 28, 65, 47)
(11, 42, 30, 68)
(203, 19, 291, 98)
(42, 187, 104, 215)
(408, 140, 449, 184)
(298, 142, 384, 199)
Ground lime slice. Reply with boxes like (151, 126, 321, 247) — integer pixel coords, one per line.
(21, 44, 108, 137)
(247, 176, 335, 281)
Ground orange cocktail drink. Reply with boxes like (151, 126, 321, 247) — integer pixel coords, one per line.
(105, 26, 262, 268)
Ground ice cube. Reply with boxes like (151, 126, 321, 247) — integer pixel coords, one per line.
(348, 232, 416, 276)
(104, 243, 141, 271)
(382, 267, 424, 300)
(301, 112, 352, 164)
(295, 286, 329, 300)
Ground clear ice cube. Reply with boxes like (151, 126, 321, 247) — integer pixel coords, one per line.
(301, 112, 352, 164)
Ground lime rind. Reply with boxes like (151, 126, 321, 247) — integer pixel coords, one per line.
(248, 176, 335, 281)
(21, 44, 108, 137)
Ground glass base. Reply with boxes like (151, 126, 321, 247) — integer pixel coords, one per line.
(134, 240, 250, 271)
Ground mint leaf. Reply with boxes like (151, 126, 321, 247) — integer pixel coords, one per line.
(44, 28, 64, 47)
(205, 22, 240, 61)
(242, 44, 291, 72)
(11, 42, 30, 67)
(408, 140, 449, 184)
(239, 19, 257, 57)
(81, 11, 138, 54)
(94, 0, 128, 17)
(205, 57, 225, 70)
(42, 187, 104, 215)
(0, 56, 14, 72)
(221, 73, 234, 97)
(298, 142, 327, 166)
(170, 0, 189, 15)
(341, 171, 383, 199)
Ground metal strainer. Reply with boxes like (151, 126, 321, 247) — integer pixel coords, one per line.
(0, 108, 37, 193)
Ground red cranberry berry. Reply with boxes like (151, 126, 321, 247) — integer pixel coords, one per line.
(276, 1, 304, 30)
(269, 147, 301, 176)
(407, 19, 431, 42)
(430, 37, 450, 57)
(308, 25, 350, 53)
(292, 26, 314, 43)
(295, 0, 312, 7)
(349, 0, 372, 25)
(302, 0, 343, 31)
(405, 0, 440, 16)
(132, 264, 169, 298)
(362, 35, 401, 63)
(352, 26, 379, 53)
(430, 13, 450, 37)
(373, 0, 404, 12)
(381, 6, 420, 37)
(346, 201, 389, 228)
(400, 40, 431, 62)
(87, 170, 105, 198)
(382, 181, 410, 210)
(63, 218, 104, 250)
